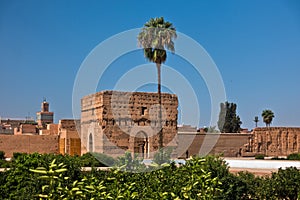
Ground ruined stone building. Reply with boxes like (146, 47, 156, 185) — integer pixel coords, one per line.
(81, 91, 178, 158)
(2, 96, 300, 159)
(58, 119, 81, 156)
(178, 127, 300, 158)
(242, 127, 300, 157)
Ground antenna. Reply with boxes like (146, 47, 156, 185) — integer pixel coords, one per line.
(25, 112, 31, 122)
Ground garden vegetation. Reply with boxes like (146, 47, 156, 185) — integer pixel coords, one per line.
(0, 151, 300, 199)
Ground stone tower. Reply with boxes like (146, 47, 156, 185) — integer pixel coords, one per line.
(36, 99, 54, 128)
(81, 91, 178, 158)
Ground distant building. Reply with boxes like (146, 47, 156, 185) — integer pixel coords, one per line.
(36, 99, 54, 128)
(177, 124, 197, 133)
(39, 119, 81, 156)
(58, 119, 81, 155)
(0, 117, 35, 135)
(14, 123, 38, 135)
(81, 90, 178, 158)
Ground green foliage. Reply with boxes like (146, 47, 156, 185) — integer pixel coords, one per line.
(31, 159, 112, 199)
(114, 151, 146, 172)
(79, 152, 100, 167)
(152, 147, 172, 165)
(287, 153, 300, 160)
(0, 151, 10, 168)
(1, 153, 43, 199)
(30, 159, 69, 199)
(268, 167, 300, 200)
(271, 156, 286, 160)
(0, 151, 5, 160)
(218, 101, 242, 133)
(138, 17, 176, 64)
(262, 109, 275, 127)
(255, 154, 265, 159)
(92, 152, 116, 166)
(80, 152, 116, 167)
(206, 126, 220, 133)
(12, 152, 25, 161)
(2, 153, 300, 199)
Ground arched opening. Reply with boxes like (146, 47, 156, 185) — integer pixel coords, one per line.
(134, 131, 148, 158)
(89, 133, 93, 152)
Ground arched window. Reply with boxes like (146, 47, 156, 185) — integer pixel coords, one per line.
(89, 133, 93, 152)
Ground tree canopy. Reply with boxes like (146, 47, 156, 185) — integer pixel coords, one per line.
(218, 101, 242, 133)
(262, 109, 275, 127)
(137, 17, 176, 65)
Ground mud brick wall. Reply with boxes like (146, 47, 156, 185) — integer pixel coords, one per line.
(14, 124, 38, 135)
(59, 119, 80, 130)
(0, 135, 59, 158)
(249, 127, 300, 156)
(81, 91, 178, 157)
(178, 133, 251, 158)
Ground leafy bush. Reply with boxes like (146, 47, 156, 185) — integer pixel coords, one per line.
(271, 156, 286, 160)
(287, 153, 300, 160)
(114, 151, 145, 172)
(269, 167, 300, 200)
(255, 154, 265, 159)
(12, 152, 25, 161)
(92, 152, 116, 166)
(2, 153, 300, 199)
(152, 147, 172, 165)
(0, 151, 10, 168)
(0, 151, 5, 160)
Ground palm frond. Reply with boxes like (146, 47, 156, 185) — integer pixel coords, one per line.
(138, 17, 176, 64)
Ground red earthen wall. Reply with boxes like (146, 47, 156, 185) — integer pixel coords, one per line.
(0, 135, 59, 158)
(178, 133, 251, 158)
(249, 127, 300, 156)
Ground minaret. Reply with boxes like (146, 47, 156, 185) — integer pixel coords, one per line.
(36, 98, 54, 128)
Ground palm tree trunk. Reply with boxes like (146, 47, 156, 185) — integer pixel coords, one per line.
(156, 63, 163, 149)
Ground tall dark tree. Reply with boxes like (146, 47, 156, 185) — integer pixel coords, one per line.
(138, 17, 177, 149)
(262, 109, 275, 127)
(253, 116, 259, 127)
(217, 102, 242, 133)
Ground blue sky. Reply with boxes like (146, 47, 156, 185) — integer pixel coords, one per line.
(0, 0, 299, 129)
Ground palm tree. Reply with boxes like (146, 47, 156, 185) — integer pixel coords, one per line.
(253, 116, 259, 127)
(138, 17, 177, 149)
(261, 110, 275, 127)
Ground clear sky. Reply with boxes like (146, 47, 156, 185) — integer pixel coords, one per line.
(0, 0, 299, 129)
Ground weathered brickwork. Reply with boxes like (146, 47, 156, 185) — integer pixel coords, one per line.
(14, 123, 38, 135)
(243, 127, 300, 157)
(0, 135, 59, 157)
(178, 133, 251, 158)
(81, 91, 178, 158)
(58, 119, 81, 156)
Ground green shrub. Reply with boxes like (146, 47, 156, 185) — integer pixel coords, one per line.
(0, 151, 5, 160)
(12, 152, 26, 161)
(271, 156, 286, 160)
(255, 154, 265, 159)
(287, 153, 300, 160)
(3, 152, 300, 199)
(152, 147, 172, 165)
(92, 152, 116, 166)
